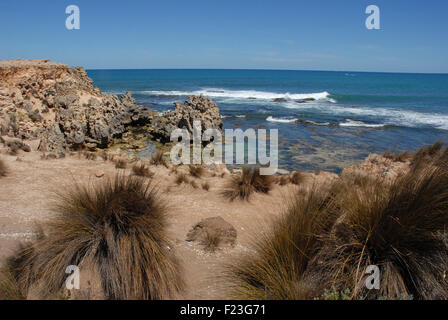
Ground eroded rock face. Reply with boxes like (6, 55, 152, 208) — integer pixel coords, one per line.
(151, 95, 223, 143)
(0, 59, 153, 153)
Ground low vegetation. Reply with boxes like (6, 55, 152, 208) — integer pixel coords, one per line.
(0, 158, 7, 177)
(383, 150, 412, 162)
(228, 142, 448, 299)
(0, 264, 26, 300)
(188, 165, 204, 178)
(289, 171, 304, 185)
(114, 159, 127, 169)
(201, 232, 221, 253)
(83, 152, 97, 161)
(227, 185, 338, 299)
(151, 150, 167, 167)
(222, 167, 273, 201)
(175, 173, 190, 185)
(202, 182, 210, 191)
(3, 175, 184, 299)
(132, 163, 154, 178)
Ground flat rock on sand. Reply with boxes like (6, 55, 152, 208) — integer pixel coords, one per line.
(186, 216, 237, 248)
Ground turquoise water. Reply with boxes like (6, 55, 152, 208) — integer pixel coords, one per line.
(87, 69, 448, 173)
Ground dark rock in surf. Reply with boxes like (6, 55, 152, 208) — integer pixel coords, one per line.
(297, 98, 316, 103)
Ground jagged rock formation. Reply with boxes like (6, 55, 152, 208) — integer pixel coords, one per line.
(0, 59, 153, 153)
(151, 95, 223, 143)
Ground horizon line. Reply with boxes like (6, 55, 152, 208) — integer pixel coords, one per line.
(83, 67, 448, 75)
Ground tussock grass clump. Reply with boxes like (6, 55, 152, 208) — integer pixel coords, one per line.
(190, 180, 199, 189)
(0, 158, 7, 177)
(151, 150, 168, 167)
(202, 232, 221, 253)
(222, 167, 273, 201)
(99, 151, 109, 161)
(228, 146, 448, 300)
(0, 264, 27, 300)
(6, 175, 184, 299)
(289, 171, 304, 185)
(319, 156, 448, 300)
(115, 159, 127, 169)
(175, 173, 190, 185)
(414, 140, 444, 161)
(188, 165, 204, 178)
(383, 150, 412, 162)
(202, 182, 210, 191)
(8, 145, 19, 156)
(277, 175, 290, 186)
(132, 163, 154, 178)
(169, 165, 179, 176)
(227, 186, 338, 299)
(83, 152, 97, 161)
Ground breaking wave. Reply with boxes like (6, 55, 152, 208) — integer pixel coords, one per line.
(141, 88, 334, 103)
(266, 116, 297, 123)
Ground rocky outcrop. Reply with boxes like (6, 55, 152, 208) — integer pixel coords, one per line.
(151, 95, 223, 143)
(0, 59, 153, 153)
(342, 153, 410, 182)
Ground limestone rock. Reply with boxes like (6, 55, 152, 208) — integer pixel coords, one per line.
(151, 95, 223, 143)
(186, 216, 237, 249)
(342, 154, 409, 182)
(0, 59, 153, 152)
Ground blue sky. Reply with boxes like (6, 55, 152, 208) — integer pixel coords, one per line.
(0, 0, 447, 73)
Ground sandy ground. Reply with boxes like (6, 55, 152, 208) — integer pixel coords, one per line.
(0, 143, 333, 300)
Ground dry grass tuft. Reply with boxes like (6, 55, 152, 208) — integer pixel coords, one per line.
(289, 171, 304, 185)
(175, 173, 190, 185)
(8, 145, 19, 156)
(201, 232, 222, 253)
(4, 175, 184, 299)
(227, 185, 338, 299)
(115, 159, 127, 169)
(0, 158, 7, 177)
(151, 150, 168, 167)
(99, 151, 109, 161)
(83, 152, 97, 161)
(383, 150, 413, 162)
(190, 180, 199, 189)
(0, 263, 27, 300)
(202, 182, 210, 191)
(132, 163, 154, 178)
(222, 167, 273, 201)
(188, 165, 204, 178)
(277, 175, 290, 186)
(228, 145, 448, 300)
(316, 154, 448, 300)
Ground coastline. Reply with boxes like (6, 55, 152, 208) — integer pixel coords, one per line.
(0, 59, 445, 300)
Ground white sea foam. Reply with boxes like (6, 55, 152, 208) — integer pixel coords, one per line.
(305, 120, 331, 126)
(339, 119, 385, 128)
(141, 88, 334, 103)
(266, 116, 297, 123)
(283, 103, 448, 130)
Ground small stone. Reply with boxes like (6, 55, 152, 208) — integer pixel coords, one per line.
(95, 171, 104, 178)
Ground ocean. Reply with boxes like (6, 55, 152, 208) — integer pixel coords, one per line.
(87, 69, 448, 173)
